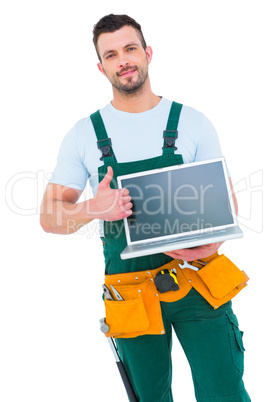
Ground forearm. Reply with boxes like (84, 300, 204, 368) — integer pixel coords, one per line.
(40, 199, 94, 234)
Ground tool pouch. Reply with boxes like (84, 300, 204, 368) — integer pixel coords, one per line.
(181, 254, 249, 309)
(103, 274, 165, 339)
(103, 254, 249, 338)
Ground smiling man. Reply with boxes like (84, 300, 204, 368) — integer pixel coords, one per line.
(40, 14, 250, 402)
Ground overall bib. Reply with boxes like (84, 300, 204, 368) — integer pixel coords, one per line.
(90, 102, 250, 402)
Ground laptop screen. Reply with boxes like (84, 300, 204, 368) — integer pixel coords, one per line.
(118, 160, 235, 243)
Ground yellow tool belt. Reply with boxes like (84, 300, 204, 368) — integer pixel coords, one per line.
(103, 253, 249, 339)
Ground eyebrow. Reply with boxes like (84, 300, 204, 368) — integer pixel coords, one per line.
(102, 42, 140, 59)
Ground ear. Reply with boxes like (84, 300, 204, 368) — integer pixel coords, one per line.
(145, 46, 153, 65)
(97, 62, 106, 76)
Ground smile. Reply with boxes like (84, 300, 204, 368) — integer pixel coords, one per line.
(119, 69, 136, 77)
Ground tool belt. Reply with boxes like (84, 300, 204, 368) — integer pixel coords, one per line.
(103, 253, 249, 339)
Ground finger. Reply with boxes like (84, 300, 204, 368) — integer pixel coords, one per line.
(118, 198, 132, 211)
(124, 209, 133, 217)
(100, 166, 113, 188)
(164, 251, 182, 259)
(202, 242, 222, 249)
(121, 195, 132, 204)
(124, 202, 133, 210)
(120, 188, 130, 196)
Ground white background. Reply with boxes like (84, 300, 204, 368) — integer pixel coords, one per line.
(1, 0, 267, 401)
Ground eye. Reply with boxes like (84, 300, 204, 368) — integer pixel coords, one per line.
(127, 47, 136, 52)
(106, 53, 115, 60)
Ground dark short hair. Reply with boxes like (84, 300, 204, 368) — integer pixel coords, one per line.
(93, 14, 147, 61)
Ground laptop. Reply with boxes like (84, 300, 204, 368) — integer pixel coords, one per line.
(117, 157, 243, 260)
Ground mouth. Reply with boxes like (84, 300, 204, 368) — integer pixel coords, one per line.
(119, 68, 136, 77)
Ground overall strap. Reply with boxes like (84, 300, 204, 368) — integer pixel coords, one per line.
(90, 110, 117, 164)
(162, 102, 183, 155)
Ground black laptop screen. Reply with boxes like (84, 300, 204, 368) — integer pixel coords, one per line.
(120, 161, 234, 242)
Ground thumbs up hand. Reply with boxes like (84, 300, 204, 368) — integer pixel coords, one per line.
(89, 166, 133, 221)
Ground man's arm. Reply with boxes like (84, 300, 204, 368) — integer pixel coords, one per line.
(40, 166, 132, 234)
(163, 178, 238, 261)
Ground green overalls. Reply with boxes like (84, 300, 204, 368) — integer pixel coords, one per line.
(90, 102, 250, 402)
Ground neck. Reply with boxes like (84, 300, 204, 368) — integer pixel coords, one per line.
(111, 78, 161, 113)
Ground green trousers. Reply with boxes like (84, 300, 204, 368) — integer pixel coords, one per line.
(116, 289, 250, 402)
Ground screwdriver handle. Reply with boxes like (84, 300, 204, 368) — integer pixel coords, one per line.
(107, 337, 138, 402)
(116, 360, 138, 402)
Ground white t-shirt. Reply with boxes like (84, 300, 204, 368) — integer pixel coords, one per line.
(49, 97, 223, 195)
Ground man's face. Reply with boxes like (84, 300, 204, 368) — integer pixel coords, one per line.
(97, 26, 152, 95)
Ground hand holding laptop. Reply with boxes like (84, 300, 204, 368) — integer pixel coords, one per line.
(163, 241, 224, 261)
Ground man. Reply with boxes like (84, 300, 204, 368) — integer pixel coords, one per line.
(40, 14, 250, 402)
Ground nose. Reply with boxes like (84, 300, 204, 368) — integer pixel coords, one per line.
(119, 60, 129, 68)
(118, 52, 129, 68)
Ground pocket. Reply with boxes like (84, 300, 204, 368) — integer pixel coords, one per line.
(226, 310, 245, 373)
(105, 293, 150, 335)
(104, 279, 165, 338)
(197, 254, 246, 299)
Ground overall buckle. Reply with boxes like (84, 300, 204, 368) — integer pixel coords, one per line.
(162, 130, 178, 150)
(97, 138, 113, 161)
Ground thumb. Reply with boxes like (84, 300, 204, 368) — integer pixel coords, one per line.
(100, 166, 113, 188)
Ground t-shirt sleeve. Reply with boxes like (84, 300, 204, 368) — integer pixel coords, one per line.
(49, 125, 89, 191)
(194, 113, 223, 162)
(193, 113, 231, 177)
